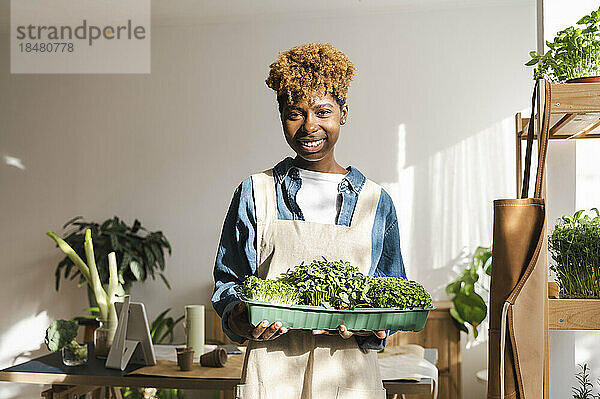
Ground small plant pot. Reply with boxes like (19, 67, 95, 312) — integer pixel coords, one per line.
(200, 348, 228, 368)
(175, 347, 188, 367)
(177, 349, 194, 371)
(62, 343, 88, 366)
(566, 76, 600, 83)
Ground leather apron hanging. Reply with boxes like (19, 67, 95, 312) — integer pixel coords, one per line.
(235, 169, 387, 399)
(487, 79, 551, 399)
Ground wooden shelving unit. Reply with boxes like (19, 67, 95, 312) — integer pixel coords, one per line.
(514, 81, 600, 399)
(515, 82, 600, 196)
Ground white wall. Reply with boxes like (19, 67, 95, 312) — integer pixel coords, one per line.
(0, 1, 536, 398)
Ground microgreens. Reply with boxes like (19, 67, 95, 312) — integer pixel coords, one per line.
(239, 258, 432, 310)
(549, 209, 600, 298)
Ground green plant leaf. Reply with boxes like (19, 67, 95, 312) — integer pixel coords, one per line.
(159, 273, 171, 290)
(449, 308, 469, 333)
(455, 291, 487, 325)
(129, 260, 144, 281)
(62, 216, 83, 229)
(446, 280, 462, 296)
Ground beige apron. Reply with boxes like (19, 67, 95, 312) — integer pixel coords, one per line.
(235, 169, 387, 399)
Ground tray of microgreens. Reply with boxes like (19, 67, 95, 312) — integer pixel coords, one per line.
(237, 259, 434, 332)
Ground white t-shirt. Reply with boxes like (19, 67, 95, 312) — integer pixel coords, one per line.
(296, 168, 348, 224)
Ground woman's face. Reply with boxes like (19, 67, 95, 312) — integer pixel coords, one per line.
(280, 94, 348, 163)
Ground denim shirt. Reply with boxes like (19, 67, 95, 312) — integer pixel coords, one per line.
(212, 157, 406, 350)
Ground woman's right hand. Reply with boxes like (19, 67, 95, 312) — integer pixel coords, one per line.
(228, 301, 288, 341)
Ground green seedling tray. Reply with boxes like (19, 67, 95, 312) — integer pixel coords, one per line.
(244, 300, 434, 332)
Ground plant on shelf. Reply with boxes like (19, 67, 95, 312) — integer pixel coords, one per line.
(549, 209, 600, 298)
(47, 229, 123, 356)
(446, 246, 492, 338)
(526, 6, 600, 82)
(52, 216, 172, 299)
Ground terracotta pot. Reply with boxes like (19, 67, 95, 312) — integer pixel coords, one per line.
(200, 348, 228, 368)
(177, 350, 194, 371)
(566, 76, 600, 83)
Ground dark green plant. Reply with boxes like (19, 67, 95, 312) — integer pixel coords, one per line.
(549, 209, 600, 298)
(572, 364, 599, 399)
(526, 6, 600, 82)
(53, 216, 172, 293)
(150, 308, 184, 345)
(446, 246, 491, 338)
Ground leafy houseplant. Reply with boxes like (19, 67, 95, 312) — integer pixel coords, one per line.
(53, 216, 172, 296)
(526, 6, 600, 82)
(446, 246, 492, 338)
(549, 209, 600, 298)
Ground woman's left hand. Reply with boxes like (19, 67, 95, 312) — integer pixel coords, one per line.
(312, 326, 386, 339)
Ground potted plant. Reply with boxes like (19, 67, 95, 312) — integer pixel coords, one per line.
(446, 246, 492, 338)
(47, 229, 123, 357)
(45, 319, 88, 366)
(52, 216, 171, 303)
(526, 6, 600, 83)
(549, 209, 600, 298)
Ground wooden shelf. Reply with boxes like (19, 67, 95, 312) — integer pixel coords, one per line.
(515, 81, 600, 197)
(517, 83, 600, 140)
(549, 299, 600, 330)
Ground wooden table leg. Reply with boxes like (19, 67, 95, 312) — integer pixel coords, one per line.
(92, 386, 103, 399)
(110, 387, 123, 399)
(43, 385, 102, 399)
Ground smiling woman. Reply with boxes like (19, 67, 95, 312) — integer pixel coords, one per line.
(212, 43, 407, 399)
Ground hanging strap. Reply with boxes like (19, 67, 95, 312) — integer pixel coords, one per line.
(520, 79, 552, 199)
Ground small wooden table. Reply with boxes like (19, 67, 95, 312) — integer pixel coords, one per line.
(0, 344, 437, 398)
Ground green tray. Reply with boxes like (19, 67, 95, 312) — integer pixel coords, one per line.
(244, 300, 434, 332)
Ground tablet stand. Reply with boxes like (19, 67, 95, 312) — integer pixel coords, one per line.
(105, 295, 156, 370)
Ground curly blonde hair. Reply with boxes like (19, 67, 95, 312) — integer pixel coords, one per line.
(266, 43, 356, 108)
